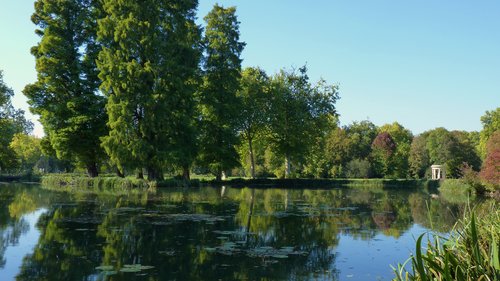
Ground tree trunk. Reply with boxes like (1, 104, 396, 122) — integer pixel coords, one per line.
(222, 170, 228, 180)
(147, 167, 163, 181)
(182, 166, 190, 181)
(284, 155, 291, 179)
(86, 162, 98, 178)
(137, 170, 144, 179)
(215, 169, 222, 181)
(248, 138, 256, 179)
(116, 167, 124, 178)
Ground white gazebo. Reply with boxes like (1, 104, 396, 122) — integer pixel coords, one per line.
(431, 165, 445, 180)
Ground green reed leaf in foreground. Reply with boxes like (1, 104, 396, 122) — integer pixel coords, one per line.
(392, 205, 500, 281)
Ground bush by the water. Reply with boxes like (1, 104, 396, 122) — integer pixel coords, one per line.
(393, 203, 500, 281)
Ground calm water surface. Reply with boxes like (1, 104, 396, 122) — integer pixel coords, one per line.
(0, 183, 477, 280)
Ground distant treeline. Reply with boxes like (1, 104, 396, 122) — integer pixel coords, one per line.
(0, 1, 498, 190)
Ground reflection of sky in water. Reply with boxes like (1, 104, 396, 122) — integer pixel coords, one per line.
(0, 185, 475, 281)
(1, 209, 46, 281)
(334, 224, 428, 281)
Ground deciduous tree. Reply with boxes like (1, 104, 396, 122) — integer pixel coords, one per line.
(478, 107, 500, 158)
(480, 131, 500, 186)
(237, 67, 270, 178)
(0, 71, 33, 172)
(370, 132, 396, 177)
(379, 122, 413, 178)
(267, 66, 338, 178)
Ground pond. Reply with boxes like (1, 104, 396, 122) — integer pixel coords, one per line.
(0, 182, 485, 280)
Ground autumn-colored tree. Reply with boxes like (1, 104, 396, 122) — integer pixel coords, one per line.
(370, 132, 397, 177)
(479, 131, 500, 186)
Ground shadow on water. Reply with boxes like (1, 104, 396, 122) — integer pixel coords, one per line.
(0, 182, 492, 281)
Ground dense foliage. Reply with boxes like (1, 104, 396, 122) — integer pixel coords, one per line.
(198, 4, 244, 181)
(0, 71, 33, 173)
(97, 0, 201, 180)
(24, 0, 107, 177)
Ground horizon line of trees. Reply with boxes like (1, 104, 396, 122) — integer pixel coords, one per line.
(0, 1, 498, 187)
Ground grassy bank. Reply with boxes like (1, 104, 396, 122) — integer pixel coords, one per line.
(438, 179, 500, 203)
(41, 174, 156, 194)
(40, 174, 437, 192)
(217, 178, 437, 189)
(393, 203, 500, 281)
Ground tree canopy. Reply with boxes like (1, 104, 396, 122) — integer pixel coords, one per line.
(0, 71, 33, 172)
(24, 0, 106, 177)
(97, 0, 201, 180)
(198, 4, 245, 180)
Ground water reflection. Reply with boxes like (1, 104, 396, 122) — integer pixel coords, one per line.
(0, 183, 488, 281)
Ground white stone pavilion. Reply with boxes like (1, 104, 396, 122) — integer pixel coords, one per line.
(431, 164, 445, 180)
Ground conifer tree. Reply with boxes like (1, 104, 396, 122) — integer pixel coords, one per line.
(97, 0, 201, 180)
(198, 4, 245, 180)
(24, 0, 106, 177)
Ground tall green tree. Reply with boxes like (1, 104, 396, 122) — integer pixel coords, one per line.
(9, 133, 42, 174)
(1, 71, 33, 172)
(344, 120, 378, 160)
(267, 66, 339, 178)
(198, 4, 245, 180)
(478, 107, 500, 158)
(409, 133, 430, 178)
(98, 0, 202, 180)
(324, 127, 354, 177)
(24, 0, 106, 177)
(237, 67, 269, 178)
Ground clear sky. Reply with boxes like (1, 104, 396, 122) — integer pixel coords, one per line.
(1, 1, 499, 137)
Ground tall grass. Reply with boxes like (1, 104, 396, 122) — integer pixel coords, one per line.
(393, 203, 500, 281)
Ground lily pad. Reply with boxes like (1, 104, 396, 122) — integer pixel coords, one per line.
(120, 264, 155, 273)
(95, 265, 114, 271)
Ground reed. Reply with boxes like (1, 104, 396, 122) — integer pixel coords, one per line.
(393, 203, 500, 281)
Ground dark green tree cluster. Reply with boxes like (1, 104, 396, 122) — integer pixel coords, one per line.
(408, 128, 481, 178)
(24, 1, 340, 180)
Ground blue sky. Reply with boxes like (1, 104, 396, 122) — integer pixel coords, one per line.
(1, 1, 499, 137)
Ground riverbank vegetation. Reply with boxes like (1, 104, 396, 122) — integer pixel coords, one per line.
(393, 203, 500, 281)
(0, 1, 498, 196)
(40, 173, 438, 191)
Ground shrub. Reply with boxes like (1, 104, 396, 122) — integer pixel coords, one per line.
(345, 158, 372, 178)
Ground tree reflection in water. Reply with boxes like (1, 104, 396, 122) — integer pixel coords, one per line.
(0, 183, 486, 281)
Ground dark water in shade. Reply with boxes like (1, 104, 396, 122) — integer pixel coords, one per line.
(0, 182, 485, 280)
